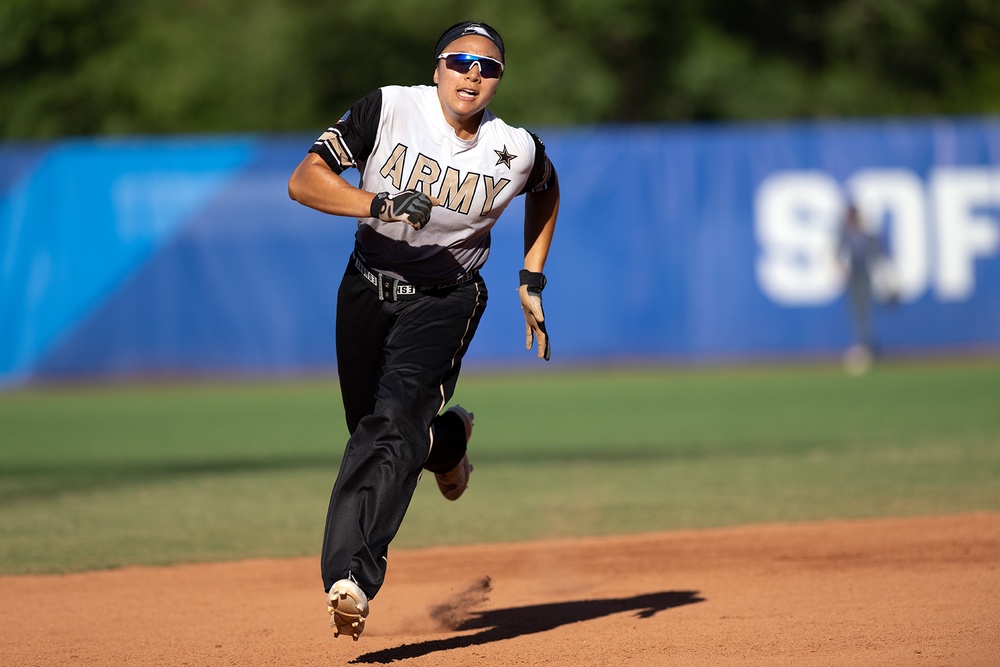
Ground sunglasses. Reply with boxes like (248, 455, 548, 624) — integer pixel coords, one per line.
(437, 52, 505, 79)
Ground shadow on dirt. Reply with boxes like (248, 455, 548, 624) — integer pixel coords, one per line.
(352, 589, 704, 664)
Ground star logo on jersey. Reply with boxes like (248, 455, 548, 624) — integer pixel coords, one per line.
(494, 145, 516, 168)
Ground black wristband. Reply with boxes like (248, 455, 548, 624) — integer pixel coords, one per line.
(519, 269, 547, 294)
(370, 192, 388, 218)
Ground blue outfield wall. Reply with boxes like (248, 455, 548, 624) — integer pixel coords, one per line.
(2, 118, 1000, 385)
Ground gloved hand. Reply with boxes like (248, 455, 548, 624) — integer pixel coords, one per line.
(518, 270, 550, 361)
(370, 190, 433, 229)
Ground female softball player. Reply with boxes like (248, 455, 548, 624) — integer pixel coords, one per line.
(288, 20, 559, 640)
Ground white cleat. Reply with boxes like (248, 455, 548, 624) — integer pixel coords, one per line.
(435, 405, 474, 501)
(327, 579, 369, 641)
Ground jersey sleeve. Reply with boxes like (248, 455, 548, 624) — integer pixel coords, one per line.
(308, 89, 382, 174)
(520, 132, 557, 194)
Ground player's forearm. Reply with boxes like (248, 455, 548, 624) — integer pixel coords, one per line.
(288, 157, 375, 219)
(523, 177, 559, 272)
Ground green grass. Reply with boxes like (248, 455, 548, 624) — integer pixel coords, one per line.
(1, 360, 999, 575)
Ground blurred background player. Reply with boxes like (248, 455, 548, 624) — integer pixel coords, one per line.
(838, 203, 890, 374)
(287, 20, 559, 639)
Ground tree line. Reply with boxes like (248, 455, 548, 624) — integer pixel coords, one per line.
(2, 0, 998, 138)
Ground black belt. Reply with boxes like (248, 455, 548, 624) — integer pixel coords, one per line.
(352, 253, 477, 302)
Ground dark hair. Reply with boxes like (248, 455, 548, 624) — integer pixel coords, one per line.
(435, 21, 505, 61)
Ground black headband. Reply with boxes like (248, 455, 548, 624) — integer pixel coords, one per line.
(434, 21, 505, 62)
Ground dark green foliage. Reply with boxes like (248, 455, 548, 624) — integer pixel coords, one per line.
(1, 0, 998, 137)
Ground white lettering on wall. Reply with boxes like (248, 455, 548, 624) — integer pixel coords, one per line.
(931, 168, 1000, 301)
(754, 172, 843, 305)
(755, 167, 1000, 305)
(845, 169, 928, 302)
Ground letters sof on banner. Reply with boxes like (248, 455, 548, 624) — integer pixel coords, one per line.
(755, 168, 1000, 306)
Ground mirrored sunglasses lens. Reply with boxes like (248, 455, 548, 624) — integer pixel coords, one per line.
(446, 54, 501, 78)
(479, 60, 501, 78)
(445, 55, 472, 73)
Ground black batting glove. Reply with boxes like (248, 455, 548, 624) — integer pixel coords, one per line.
(371, 190, 433, 230)
(518, 270, 550, 361)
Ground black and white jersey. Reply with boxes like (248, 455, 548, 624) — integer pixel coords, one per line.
(310, 85, 555, 286)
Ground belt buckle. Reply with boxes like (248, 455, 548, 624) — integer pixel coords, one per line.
(357, 253, 416, 301)
(379, 275, 394, 302)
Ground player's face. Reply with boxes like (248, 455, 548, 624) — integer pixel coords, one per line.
(434, 35, 502, 133)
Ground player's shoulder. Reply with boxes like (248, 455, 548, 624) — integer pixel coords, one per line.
(379, 84, 436, 107)
(482, 113, 539, 151)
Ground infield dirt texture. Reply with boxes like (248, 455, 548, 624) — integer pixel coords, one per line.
(3, 512, 997, 666)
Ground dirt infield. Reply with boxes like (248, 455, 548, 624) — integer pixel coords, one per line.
(3, 513, 998, 666)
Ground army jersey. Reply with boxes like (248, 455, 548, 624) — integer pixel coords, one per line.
(309, 85, 555, 286)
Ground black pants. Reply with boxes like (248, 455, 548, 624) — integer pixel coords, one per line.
(321, 260, 488, 598)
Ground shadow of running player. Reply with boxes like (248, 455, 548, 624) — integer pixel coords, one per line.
(352, 590, 704, 664)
